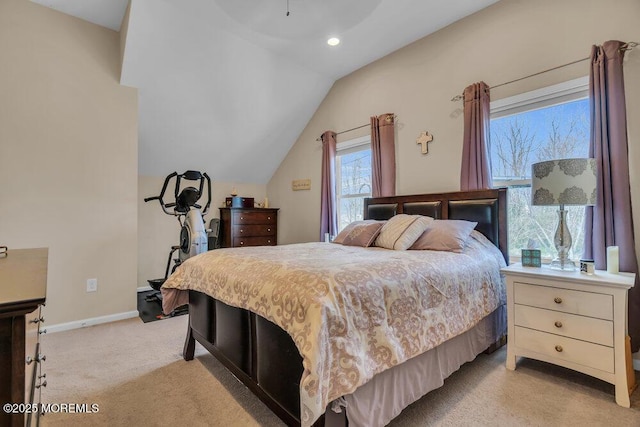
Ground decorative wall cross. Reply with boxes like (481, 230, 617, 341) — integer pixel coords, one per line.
(416, 131, 434, 154)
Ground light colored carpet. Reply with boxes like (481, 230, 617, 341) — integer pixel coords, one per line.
(40, 316, 640, 426)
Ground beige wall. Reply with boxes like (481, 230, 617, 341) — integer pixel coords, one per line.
(0, 0, 139, 325)
(138, 176, 266, 286)
(120, 1, 131, 76)
(268, 0, 640, 246)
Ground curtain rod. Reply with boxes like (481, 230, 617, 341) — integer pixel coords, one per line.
(450, 41, 638, 102)
(315, 115, 397, 141)
(315, 123, 369, 141)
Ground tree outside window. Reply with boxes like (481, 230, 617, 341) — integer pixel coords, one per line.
(490, 97, 589, 262)
(336, 143, 371, 231)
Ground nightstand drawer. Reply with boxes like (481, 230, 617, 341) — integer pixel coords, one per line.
(235, 236, 276, 247)
(233, 211, 277, 225)
(514, 282, 613, 320)
(514, 304, 613, 347)
(233, 225, 276, 237)
(514, 326, 614, 373)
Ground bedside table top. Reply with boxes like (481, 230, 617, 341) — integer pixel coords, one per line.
(502, 263, 635, 289)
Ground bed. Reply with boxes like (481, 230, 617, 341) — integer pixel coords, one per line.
(161, 188, 508, 427)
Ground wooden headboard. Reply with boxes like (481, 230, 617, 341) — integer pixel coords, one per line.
(364, 188, 508, 263)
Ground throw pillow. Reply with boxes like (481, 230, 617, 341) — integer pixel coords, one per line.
(375, 214, 434, 250)
(409, 219, 478, 252)
(332, 220, 385, 247)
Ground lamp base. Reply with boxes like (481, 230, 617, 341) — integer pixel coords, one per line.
(548, 258, 577, 271)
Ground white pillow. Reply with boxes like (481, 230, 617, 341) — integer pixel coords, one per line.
(375, 214, 434, 250)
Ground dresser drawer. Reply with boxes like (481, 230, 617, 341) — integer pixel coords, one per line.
(514, 326, 614, 373)
(233, 224, 276, 237)
(514, 304, 613, 347)
(233, 211, 277, 225)
(514, 282, 613, 320)
(234, 236, 276, 247)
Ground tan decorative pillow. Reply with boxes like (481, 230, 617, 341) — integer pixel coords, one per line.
(409, 219, 478, 252)
(375, 214, 434, 250)
(332, 220, 385, 247)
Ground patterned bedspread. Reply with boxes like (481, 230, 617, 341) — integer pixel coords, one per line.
(161, 231, 506, 426)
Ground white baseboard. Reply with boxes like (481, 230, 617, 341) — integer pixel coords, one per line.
(46, 311, 139, 334)
(137, 285, 153, 292)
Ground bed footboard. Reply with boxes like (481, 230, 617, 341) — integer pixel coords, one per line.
(183, 290, 330, 427)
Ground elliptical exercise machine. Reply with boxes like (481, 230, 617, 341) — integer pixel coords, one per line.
(144, 170, 213, 309)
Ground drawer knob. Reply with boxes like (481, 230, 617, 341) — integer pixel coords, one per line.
(37, 353, 46, 363)
(36, 380, 47, 389)
(555, 345, 563, 353)
(40, 329, 47, 335)
(554, 297, 562, 304)
(267, 228, 271, 232)
(240, 229, 244, 233)
(240, 242, 244, 245)
(39, 373, 46, 379)
(267, 240, 271, 243)
(26, 356, 34, 365)
(240, 216, 244, 220)
(30, 316, 44, 324)
(268, 216, 271, 220)
(554, 321, 563, 328)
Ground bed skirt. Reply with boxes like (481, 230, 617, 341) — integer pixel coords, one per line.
(327, 304, 507, 427)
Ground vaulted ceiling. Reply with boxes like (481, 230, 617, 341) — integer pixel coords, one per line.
(31, 0, 498, 183)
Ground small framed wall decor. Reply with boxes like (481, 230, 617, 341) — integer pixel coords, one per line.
(521, 249, 541, 267)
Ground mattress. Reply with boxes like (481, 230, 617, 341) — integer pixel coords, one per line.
(162, 231, 507, 426)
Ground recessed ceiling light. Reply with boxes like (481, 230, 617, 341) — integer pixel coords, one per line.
(327, 37, 340, 46)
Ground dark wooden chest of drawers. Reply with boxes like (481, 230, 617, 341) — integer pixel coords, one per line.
(219, 208, 278, 248)
(0, 248, 48, 427)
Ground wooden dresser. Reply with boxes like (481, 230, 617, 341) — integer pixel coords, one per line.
(0, 248, 48, 427)
(503, 263, 636, 407)
(219, 208, 278, 248)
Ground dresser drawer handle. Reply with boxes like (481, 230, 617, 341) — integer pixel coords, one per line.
(26, 356, 34, 365)
(554, 297, 562, 304)
(554, 321, 563, 328)
(267, 240, 271, 243)
(240, 229, 244, 233)
(36, 380, 47, 389)
(555, 345, 563, 353)
(240, 216, 244, 220)
(267, 228, 271, 232)
(267, 216, 271, 220)
(240, 241, 244, 245)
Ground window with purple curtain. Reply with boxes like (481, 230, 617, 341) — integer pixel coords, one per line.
(583, 40, 640, 352)
(460, 82, 492, 191)
(320, 131, 338, 241)
(370, 113, 396, 197)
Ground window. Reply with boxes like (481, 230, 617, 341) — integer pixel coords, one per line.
(490, 77, 590, 262)
(336, 136, 372, 231)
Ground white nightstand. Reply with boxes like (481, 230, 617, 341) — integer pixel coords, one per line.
(502, 263, 636, 407)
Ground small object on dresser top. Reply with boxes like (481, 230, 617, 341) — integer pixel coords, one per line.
(521, 249, 541, 267)
(580, 258, 595, 275)
(607, 246, 619, 274)
(225, 196, 255, 208)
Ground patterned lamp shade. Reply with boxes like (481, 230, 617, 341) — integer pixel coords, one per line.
(531, 158, 597, 206)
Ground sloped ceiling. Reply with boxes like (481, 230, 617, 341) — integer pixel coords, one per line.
(31, 0, 498, 183)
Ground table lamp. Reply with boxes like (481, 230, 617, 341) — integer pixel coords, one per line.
(531, 158, 597, 271)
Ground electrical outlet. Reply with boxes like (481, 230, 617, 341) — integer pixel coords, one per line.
(86, 278, 98, 292)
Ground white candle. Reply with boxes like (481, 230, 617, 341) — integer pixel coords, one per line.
(607, 246, 619, 274)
